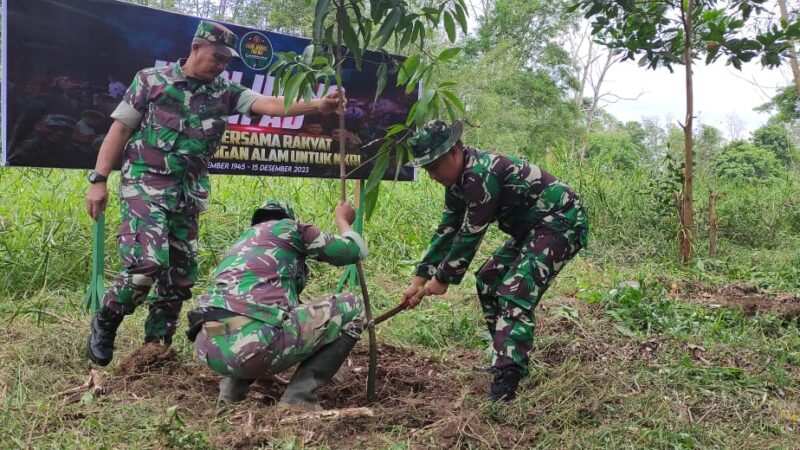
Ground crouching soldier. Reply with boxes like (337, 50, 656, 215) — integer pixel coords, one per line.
(187, 200, 367, 408)
(402, 120, 589, 402)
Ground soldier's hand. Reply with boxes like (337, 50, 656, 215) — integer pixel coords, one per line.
(426, 277, 449, 296)
(334, 201, 356, 226)
(86, 183, 109, 221)
(402, 276, 428, 309)
(318, 90, 345, 115)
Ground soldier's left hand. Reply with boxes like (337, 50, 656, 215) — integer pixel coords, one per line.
(318, 90, 345, 115)
(426, 277, 449, 296)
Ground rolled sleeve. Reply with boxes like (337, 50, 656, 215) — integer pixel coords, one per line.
(341, 231, 369, 259)
(110, 102, 143, 130)
(235, 88, 261, 114)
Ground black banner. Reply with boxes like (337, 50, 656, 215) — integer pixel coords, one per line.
(2, 0, 416, 180)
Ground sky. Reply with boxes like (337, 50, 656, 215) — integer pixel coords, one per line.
(601, 57, 794, 139)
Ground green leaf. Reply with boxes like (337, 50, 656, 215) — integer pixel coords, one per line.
(399, 22, 414, 49)
(440, 90, 465, 113)
(397, 54, 420, 86)
(438, 47, 461, 61)
(443, 11, 456, 43)
(453, 4, 468, 34)
(304, 82, 315, 104)
(302, 44, 315, 65)
(443, 96, 457, 122)
(384, 124, 408, 138)
(284, 71, 307, 111)
(377, 9, 402, 48)
(313, 0, 332, 43)
(341, 18, 362, 70)
(363, 146, 390, 221)
(374, 62, 388, 102)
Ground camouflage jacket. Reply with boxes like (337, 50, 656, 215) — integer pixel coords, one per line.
(198, 219, 368, 324)
(111, 60, 260, 213)
(416, 147, 589, 285)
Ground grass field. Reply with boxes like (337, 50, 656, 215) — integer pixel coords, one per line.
(1, 165, 799, 449)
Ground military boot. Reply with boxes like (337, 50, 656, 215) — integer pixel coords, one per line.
(218, 377, 254, 403)
(87, 307, 124, 366)
(279, 334, 357, 410)
(489, 366, 523, 402)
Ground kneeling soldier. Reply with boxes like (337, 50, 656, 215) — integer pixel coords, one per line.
(188, 200, 367, 408)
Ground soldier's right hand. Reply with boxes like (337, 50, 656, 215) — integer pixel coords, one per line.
(334, 201, 356, 226)
(86, 183, 109, 221)
(402, 276, 428, 309)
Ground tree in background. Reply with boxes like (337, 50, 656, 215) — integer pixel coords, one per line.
(571, 0, 800, 264)
(585, 131, 648, 170)
(695, 123, 724, 173)
(752, 123, 797, 168)
(713, 140, 785, 182)
(455, 0, 581, 158)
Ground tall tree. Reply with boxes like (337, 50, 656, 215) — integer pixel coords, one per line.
(571, 0, 800, 264)
(777, 0, 800, 93)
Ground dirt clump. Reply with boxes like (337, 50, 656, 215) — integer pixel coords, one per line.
(690, 283, 800, 321)
(115, 343, 180, 377)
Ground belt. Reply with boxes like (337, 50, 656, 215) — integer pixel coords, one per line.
(203, 315, 255, 337)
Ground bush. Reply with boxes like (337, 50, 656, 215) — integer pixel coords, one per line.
(712, 141, 785, 182)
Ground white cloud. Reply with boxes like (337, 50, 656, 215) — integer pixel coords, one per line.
(602, 57, 794, 136)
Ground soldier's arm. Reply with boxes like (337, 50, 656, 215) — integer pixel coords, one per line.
(86, 120, 134, 220)
(434, 172, 501, 285)
(301, 202, 368, 266)
(86, 70, 148, 220)
(414, 190, 466, 279)
(248, 90, 342, 117)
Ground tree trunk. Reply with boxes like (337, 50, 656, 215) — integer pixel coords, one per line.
(777, 0, 800, 93)
(680, 0, 694, 265)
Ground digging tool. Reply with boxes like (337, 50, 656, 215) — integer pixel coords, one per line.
(371, 289, 428, 326)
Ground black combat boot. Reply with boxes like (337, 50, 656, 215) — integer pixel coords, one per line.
(279, 334, 358, 410)
(87, 307, 125, 366)
(218, 377, 255, 403)
(489, 366, 523, 402)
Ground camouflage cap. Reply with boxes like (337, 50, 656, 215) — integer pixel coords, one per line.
(194, 20, 239, 58)
(407, 120, 463, 167)
(42, 114, 77, 129)
(252, 200, 296, 225)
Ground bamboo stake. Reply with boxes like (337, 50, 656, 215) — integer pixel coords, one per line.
(709, 191, 718, 258)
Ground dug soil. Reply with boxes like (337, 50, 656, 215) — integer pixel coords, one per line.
(104, 341, 512, 449)
(679, 283, 800, 321)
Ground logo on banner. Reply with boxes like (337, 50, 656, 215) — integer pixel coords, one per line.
(239, 31, 273, 71)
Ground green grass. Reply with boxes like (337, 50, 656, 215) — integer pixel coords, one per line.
(1, 164, 799, 448)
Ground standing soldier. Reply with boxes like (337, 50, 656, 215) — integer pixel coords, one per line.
(187, 200, 367, 407)
(402, 120, 589, 402)
(85, 20, 341, 366)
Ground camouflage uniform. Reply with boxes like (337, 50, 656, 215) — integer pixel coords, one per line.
(102, 23, 260, 342)
(416, 147, 589, 376)
(194, 218, 368, 379)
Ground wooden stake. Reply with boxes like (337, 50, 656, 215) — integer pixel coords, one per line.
(709, 191, 718, 258)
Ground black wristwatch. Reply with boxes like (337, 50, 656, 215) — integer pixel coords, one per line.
(88, 171, 108, 184)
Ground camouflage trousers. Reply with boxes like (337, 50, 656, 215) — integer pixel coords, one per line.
(103, 197, 199, 341)
(195, 293, 364, 379)
(475, 222, 586, 376)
